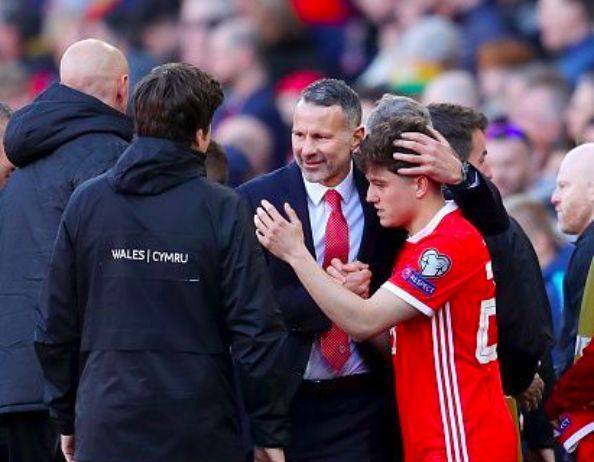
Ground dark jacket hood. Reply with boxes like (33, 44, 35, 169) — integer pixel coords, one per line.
(4, 83, 133, 167)
(107, 137, 206, 195)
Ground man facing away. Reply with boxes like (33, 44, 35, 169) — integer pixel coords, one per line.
(254, 116, 518, 462)
(34, 63, 288, 462)
(0, 39, 132, 462)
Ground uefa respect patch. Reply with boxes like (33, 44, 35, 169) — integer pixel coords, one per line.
(401, 266, 436, 295)
(419, 248, 452, 278)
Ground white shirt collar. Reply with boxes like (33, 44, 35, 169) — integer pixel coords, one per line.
(407, 201, 459, 243)
(302, 162, 356, 206)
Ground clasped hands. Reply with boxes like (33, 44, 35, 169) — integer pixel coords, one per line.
(255, 200, 371, 297)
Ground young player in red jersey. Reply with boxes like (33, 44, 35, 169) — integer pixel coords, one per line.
(254, 116, 518, 462)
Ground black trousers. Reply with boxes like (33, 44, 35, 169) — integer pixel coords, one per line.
(286, 374, 401, 462)
(0, 411, 64, 462)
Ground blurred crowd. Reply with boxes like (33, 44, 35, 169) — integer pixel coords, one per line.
(0, 1, 593, 461)
(0, 0, 593, 191)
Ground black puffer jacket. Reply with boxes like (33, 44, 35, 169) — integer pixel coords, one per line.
(34, 137, 288, 462)
(0, 83, 132, 414)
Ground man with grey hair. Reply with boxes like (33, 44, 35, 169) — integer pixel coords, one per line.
(238, 79, 509, 461)
(365, 94, 432, 133)
(0, 102, 13, 191)
(0, 39, 132, 462)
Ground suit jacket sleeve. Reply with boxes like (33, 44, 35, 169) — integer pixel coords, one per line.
(447, 165, 510, 236)
(219, 197, 290, 447)
(237, 182, 331, 333)
(34, 205, 81, 435)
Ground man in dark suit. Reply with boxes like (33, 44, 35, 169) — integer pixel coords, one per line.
(237, 80, 508, 462)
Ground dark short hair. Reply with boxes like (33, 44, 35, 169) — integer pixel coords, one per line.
(132, 63, 224, 146)
(428, 103, 488, 161)
(298, 78, 362, 128)
(355, 116, 435, 174)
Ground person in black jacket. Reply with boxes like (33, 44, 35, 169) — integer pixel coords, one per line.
(552, 143, 594, 374)
(428, 103, 556, 461)
(0, 39, 131, 462)
(34, 63, 288, 462)
(237, 83, 509, 462)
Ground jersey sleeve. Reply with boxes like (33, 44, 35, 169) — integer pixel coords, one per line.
(381, 232, 487, 316)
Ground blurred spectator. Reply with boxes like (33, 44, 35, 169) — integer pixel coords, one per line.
(551, 143, 594, 375)
(240, 0, 320, 83)
(204, 140, 229, 185)
(215, 115, 273, 177)
(290, 0, 373, 79)
(0, 1, 55, 99)
(274, 70, 325, 127)
(506, 195, 573, 378)
(565, 72, 594, 143)
(0, 103, 14, 191)
(582, 117, 594, 143)
(422, 69, 480, 108)
(476, 38, 536, 117)
(85, 0, 182, 70)
(0, 61, 30, 110)
(509, 71, 570, 171)
(224, 144, 254, 187)
(179, 0, 235, 70)
(359, 15, 460, 94)
(537, 0, 594, 87)
(209, 17, 289, 169)
(43, 6, 85, 71)
(432, 0, 514, 71)
(485, 121, 534, 198)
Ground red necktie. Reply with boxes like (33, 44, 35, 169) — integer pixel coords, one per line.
(320, 189, 352, 371)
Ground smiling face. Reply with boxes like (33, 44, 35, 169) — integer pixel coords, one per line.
(292, 101, 362, 187)
(485, 137, 532, 197)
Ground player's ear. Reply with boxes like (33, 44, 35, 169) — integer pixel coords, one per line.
(415, 175, 429, 198)
(351, 125, 364, 151)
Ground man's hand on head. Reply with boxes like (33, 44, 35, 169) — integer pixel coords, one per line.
(392, 126, 464, 185)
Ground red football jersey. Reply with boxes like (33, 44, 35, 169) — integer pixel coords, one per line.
(382, 203, 518, 462)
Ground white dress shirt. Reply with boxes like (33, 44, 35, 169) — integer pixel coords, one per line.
(302, 163, 369, 379)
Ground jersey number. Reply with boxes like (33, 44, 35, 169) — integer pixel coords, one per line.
(475, 298, 497, 364)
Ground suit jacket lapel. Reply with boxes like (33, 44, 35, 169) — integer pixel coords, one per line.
(285, 162, 316, 258)
(353, 166, 377, 262)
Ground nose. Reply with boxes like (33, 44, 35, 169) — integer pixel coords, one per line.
(551, 188, 559, 206)
(299, 135, 317, 157)
(366, 184, 377, 203)
(481, 161, 493, 180)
